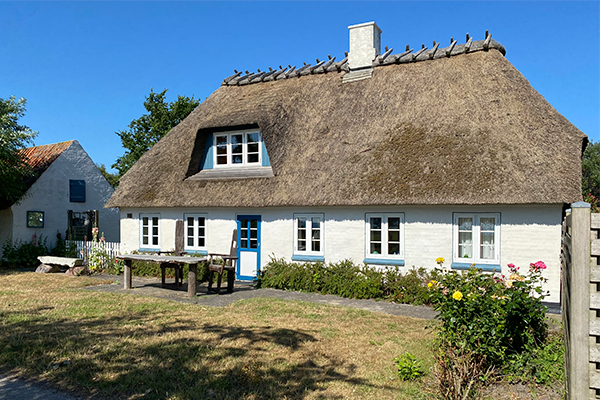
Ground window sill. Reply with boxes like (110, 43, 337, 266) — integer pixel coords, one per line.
(291, 255, 325, 262)
(451, 262, 501, 272)
(138, 248, 161, 253)
(187, 166, 274, 181)
(363, 258, 405, 266)
(184, 250, 208, 255)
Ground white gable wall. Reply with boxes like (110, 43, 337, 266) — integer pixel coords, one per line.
(7, 141, 119, 250)
(119, 204, 562, 302)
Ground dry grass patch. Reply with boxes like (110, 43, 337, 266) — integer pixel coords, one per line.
(0, 271, 435, 399)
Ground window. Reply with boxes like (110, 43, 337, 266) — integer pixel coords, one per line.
(27, 211, 44, 228)
(292, 214, 324, 261)
(184, 214, 207, 252)
(140, 214, 160, 249)
(452, 213, 500, 271)
(214, 130, 262, 167)
(364, 213, 405, 265)
(69, 180, 86, 202)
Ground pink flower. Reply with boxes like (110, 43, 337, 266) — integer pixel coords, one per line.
(534, 261, 547, 270)
(507, 263, 515, 269)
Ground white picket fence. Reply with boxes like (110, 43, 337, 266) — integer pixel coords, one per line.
(67, 240, 121, 263)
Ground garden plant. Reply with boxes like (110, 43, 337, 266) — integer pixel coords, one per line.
(428, 258, 552, 399)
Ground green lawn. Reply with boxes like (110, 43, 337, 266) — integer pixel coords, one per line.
(0, 271, 437, 400)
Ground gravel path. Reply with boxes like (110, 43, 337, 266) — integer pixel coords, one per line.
(0, 374, 82, 400)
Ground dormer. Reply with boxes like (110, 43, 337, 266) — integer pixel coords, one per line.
(187, 125, 273, 181)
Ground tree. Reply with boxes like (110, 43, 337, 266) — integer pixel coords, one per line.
(582, 140, 600, 198)
(112, 89, 200, 178)
(0, 96, 38, 209)
(96, 163, 119, 188)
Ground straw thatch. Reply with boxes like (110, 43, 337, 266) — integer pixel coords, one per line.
(107, 48, 586, 209)
(223, 36, 506, 86)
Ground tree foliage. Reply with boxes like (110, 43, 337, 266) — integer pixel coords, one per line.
(96, 163, 119, 189)
(112, 89, 200, 178)
(582, 140, 600, 198)
(0, 96, 38, 209)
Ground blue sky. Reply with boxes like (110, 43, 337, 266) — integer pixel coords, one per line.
(1, 1, 598, 173)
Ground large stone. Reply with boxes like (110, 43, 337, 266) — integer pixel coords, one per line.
(37, 256, 83, 268)
(65, 266, 88, 276)
(35, 264, 60, 273)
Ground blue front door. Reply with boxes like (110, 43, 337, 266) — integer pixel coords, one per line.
(236, 215, 261, 280)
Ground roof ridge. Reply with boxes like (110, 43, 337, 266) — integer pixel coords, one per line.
(24, 140, 74, 151)
(223, 32, 505, 87)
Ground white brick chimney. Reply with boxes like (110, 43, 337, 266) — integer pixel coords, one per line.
(348, 21, 382, 69)
(344, 21, 382, 83)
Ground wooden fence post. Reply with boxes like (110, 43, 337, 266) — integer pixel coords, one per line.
(563, 201, 591, 399)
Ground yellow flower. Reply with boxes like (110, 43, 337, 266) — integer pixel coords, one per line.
(452, 291, 463, 301)
(506, 280, 514, 288)
(427, 280, 438, 289)
(509, 273, 525, 282)
(436, 257, 445, 265)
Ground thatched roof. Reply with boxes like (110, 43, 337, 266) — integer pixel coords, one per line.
(107, 46, 586, 209)
(222, 34, 506, 86)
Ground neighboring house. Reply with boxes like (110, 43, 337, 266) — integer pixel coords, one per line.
(0, 140, 120, 254)
(107, 22, 586, 303)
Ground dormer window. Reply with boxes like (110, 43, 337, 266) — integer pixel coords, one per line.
(214, 130, 262, 167)
(187, 126, 273, 181)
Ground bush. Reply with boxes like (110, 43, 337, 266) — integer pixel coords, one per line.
(429, 262, 548, 366)
(1, 234, 49, 268)
(504, 331, 564, 385)
(257, 256, 435, 304)
(384, 267, 440, 305)
(429, 260, 550, 398)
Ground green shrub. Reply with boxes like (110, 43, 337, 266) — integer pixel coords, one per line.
(384, 267, 440, 305)
(394, 353, 424, 381)
(504, 330, 564, 385)
(1, 234, 49, 268)
(257, 256, 435, 304)
(1, 232, 80, 269)
(429, 262, 548, 366)
(49, 235, 78, 257)
(429, 260, 551, 398)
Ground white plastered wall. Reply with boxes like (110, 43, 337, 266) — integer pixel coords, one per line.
(119, 204, 562, 302)
(8, 141, 120, 249)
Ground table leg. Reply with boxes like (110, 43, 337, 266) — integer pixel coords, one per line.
(124, 260, 132, 289)
(227, 269, 235, 293)
(188, 264, 197, 298)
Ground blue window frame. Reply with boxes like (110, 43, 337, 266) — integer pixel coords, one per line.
(363, 213, 405, 265)
(292, 213, 325, 262)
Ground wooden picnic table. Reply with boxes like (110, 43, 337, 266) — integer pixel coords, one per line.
(116, 254, 207, 298)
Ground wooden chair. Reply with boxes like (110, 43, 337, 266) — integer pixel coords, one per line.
(159, 220, 186, 288)
(208, 229, 238, 293)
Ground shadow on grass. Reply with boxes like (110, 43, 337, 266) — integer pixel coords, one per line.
(0, 307, 394, 399)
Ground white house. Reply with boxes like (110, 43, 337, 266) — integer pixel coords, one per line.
(107, 22, 586, 303)
(0, 140, 119, 254)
